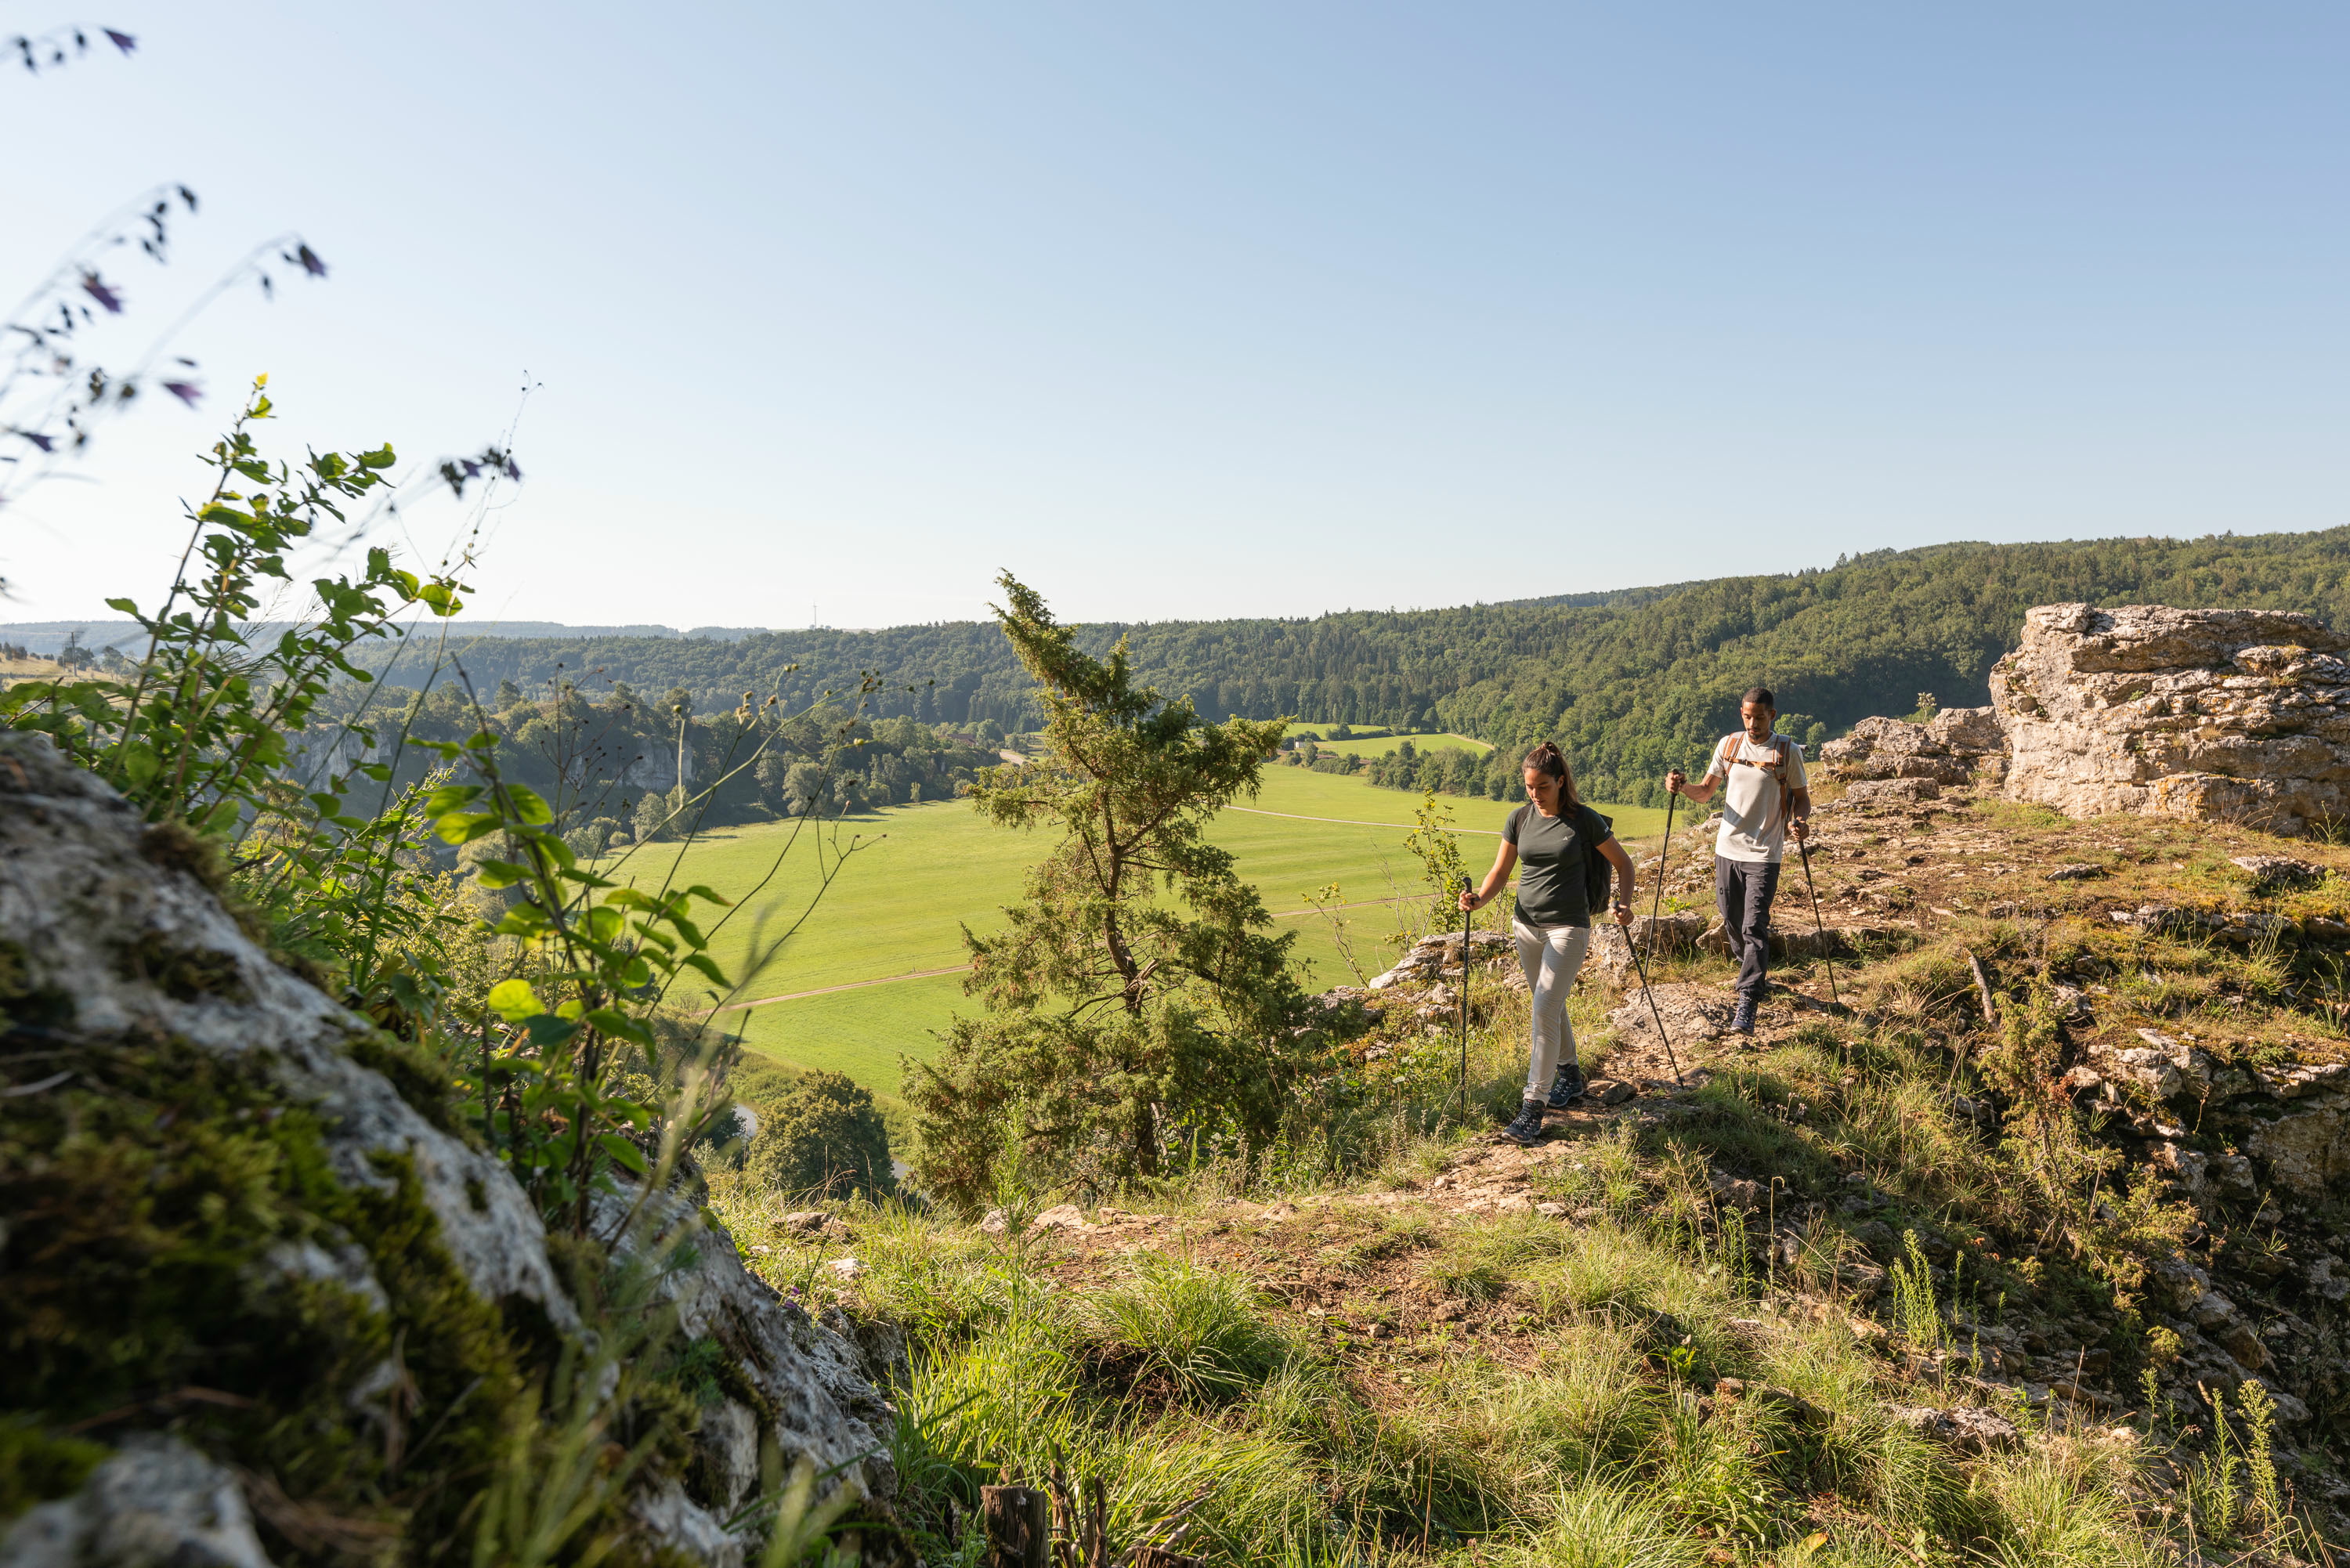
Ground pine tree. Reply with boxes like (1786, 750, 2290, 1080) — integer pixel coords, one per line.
(908, 573, 1313, 1205)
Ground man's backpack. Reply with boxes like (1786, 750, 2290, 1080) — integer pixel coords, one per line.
(1573, 803, 1614, 913)
(1721, 734, 1798, 833)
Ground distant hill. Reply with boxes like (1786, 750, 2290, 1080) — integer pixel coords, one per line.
(33, 529, 2341, 805)
(331, 529, 2350, 804)
(0, 620, 774, 656)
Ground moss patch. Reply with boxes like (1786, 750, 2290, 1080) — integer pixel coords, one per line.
(111, 930, 251, 1005)
(0, 1032, 528, 1561)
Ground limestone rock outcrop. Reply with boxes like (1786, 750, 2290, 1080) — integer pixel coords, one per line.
(1990, 602, 2350, 836)
(0, 730, 892, 1563)
(1817, 709, 2006, 786)
(0, 1436, 275, 1568)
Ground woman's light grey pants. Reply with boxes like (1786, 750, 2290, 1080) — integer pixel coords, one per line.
(1513, 919, 1592, 1100)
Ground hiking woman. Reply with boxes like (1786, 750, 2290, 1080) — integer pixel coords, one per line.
(1458, 741, 1636, 1145)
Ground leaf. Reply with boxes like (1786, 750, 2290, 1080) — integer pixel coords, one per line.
(486, 978, 542, 1022)
(602, 889, 660, 912)
(104, 597, 140, 616)
(584, 1008, 653, 1048)
(423, 784, 483, 815)
(473, 858, 530, 891)
(680, 953, 730, 987)
(524, 1014, 579, 1047)
(684, 883, 734, 909)
(599, 1133, 649, 1176)
(118, 742, 161, 787)
(504, 786, 555, 826)
(435, 812, 504, 846)
(493, 905, 551, 938)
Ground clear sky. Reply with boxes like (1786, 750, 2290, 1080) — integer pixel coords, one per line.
(2, 3, 2344, 630)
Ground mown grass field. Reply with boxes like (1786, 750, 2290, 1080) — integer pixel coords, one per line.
(606, 767, 1669, 1100)
(1280, 722, 1493, 757)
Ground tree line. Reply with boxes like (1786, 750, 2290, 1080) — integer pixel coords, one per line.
(353, 528, 2350, 805)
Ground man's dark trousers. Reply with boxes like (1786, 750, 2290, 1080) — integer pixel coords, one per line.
(1715, 855, 1781, 1003)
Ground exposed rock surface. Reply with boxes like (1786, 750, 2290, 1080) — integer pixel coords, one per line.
(0, 732, 574, 1328)
(1990, 602, 2350, 836)
(0, 730, 892, 1562)
(1817, 710, 2006, 786)
(0, 1436, 273, 1568)
(1608, 983, 1735, 1045)
(1592, 914, 1706, 980)
(1835, 777, 1943, 811)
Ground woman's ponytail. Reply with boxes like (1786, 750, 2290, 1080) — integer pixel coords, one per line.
(1520, 740, 1582, 809)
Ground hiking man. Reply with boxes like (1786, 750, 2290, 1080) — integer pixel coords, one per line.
(1664, 687, 1811, 1035)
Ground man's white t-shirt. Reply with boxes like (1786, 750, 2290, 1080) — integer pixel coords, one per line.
(1705, 732, 1808, 865)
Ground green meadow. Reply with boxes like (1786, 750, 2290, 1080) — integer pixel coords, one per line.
(1279, 722, 1494, 757)
(602, 767, 1668, 1100)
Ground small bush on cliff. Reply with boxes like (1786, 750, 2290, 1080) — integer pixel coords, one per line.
(906, 574, 1318, 1208)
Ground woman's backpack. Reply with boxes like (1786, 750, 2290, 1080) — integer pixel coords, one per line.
(1573, 803, 1614, 912)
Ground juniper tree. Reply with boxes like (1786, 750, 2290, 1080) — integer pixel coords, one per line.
(908, 573, 1310, 1205)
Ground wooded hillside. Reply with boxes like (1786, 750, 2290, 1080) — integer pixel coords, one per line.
(360, 529, 2350, 804)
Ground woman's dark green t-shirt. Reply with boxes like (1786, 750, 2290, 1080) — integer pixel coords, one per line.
(1504, 804, 1610, 928)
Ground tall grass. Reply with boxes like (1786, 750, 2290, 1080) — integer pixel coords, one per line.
(1502, 1479, 1707, 1568)
(1086, 1256, 1296, 1401)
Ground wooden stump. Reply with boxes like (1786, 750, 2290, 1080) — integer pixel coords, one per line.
(979, 1485, 1049, 1568)
(1132, 1549, 1204, 1568)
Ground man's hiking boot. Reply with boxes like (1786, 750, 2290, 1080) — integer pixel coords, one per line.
(1732, 997, 1758, 1035)
(1499, 1100, 1546, 1145)
(1546, 1062, 1586, 1110)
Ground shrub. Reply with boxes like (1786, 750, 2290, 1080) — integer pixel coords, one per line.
(743, 1070, 896, 1200)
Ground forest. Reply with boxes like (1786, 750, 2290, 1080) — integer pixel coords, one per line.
(349, 527, 2350, 804)
(311, 674, 1006, 848)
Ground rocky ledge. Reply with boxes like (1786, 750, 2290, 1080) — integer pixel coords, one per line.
(0, 731, 895, 1566)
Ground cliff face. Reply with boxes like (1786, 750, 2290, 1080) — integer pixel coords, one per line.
(0, 731, 890, 1566)
(1990, 603, 2350, 836)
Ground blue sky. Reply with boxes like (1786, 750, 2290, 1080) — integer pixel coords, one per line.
(2, 3, 2344, 630)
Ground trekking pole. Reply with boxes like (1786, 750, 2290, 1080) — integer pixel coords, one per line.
(1627, 923, 1685, 1089)
(1457, 879, 1473, 1121)
(1633, 782, 1686, 1086)
(1796, 834, 1841, 1009)
(1647, 786, 1677, 972)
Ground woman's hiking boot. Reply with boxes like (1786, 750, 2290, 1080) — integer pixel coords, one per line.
(1546, 1062, 1586, 1109)
(1732, 996, 1759, 1035)
(1499, 1100, 1546, 1145)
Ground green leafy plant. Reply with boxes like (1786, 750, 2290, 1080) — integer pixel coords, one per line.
(1402, 788, 1470, 933)
(417, 734, 736, 1231)
(1888, 1230, 1943, 1353)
